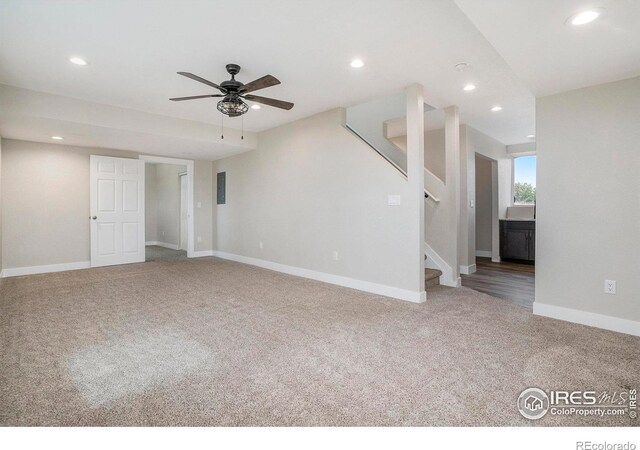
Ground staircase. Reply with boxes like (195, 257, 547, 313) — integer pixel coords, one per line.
(345, 94, 455, 289)
(425, 268, 442, 289)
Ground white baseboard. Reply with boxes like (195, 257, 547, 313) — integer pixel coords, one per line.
(191, 250, 213, 258)
(146, 241, 179, 250)
(476, 250, 492, 258)
(212, 250, 426, 303)
(460, 264, 476, 275)
(1, 261, 91, 278)
(533, 302, 640, 337)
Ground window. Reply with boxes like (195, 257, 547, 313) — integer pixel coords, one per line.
(513, 156, 536, 205)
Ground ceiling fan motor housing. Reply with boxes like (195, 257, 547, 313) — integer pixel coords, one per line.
(226, 64, 241, 76)
(221, 64, 244, 93)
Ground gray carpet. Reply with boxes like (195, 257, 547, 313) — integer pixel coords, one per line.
(0, 257, 638, 426)
(145, 245, 187, 262)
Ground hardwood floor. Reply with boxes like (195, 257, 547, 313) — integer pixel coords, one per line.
(461, 258, 535, 309)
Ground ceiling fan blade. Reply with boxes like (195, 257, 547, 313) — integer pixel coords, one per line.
(169, 94, 224, 101)
(240, 75, 281, 94)
(243, 94, 294, 110)
(177, 72, 225, 92)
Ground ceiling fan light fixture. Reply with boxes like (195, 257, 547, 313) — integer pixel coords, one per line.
(217, 96, 249, 116)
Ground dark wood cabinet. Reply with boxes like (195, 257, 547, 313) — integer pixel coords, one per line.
(500, 220, 535, 264)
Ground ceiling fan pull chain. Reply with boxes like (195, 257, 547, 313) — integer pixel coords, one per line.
(241, 115, 244, 141)
(221, 112, 224, 140)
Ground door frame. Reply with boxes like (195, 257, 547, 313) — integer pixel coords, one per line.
(140, 155, 195, 258)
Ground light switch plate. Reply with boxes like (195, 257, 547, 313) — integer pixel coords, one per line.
(388, 195, 401, 206)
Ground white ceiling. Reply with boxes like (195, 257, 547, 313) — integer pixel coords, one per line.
(0, 0, 637, 155)
(455, 0, 640, 97)
(0, 84, 257, 160)
(0, 114, 248, 161)
(0, 0, 535, 150)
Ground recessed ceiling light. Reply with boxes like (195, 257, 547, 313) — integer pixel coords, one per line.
(350, 59, 364, 68)
(463, 84, 476, 91)
(568, 9, 602, 26)
(251, 104, 261, 110)
(527, 135, 536, 139)
(69, 56, 87, 66)
(51, 136, 64, 140)
(491, 106, 503, 112)
(454, 62, 469, 72)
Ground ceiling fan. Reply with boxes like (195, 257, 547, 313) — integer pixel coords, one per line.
(170, 64, 294, 117)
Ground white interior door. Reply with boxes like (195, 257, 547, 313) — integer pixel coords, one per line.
(90, 155, 145, 267)
(179, 173, 188, 251)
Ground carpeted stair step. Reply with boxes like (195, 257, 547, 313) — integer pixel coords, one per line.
(425, 268, 442, 289)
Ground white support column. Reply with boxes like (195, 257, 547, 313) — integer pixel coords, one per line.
(406, 84, 426, 301)
(445, 105, 461, 283)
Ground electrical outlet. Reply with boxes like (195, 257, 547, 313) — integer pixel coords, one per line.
(197, 201, 202, 208)
(604, 280, 616, 295)
(259, 241, 263, 249)
(470, 199, 475, 208)
(197, 236, 202, 243)
(332, 251, 339, 261)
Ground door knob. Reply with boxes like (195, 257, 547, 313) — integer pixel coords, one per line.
(91, 216, 97, 220)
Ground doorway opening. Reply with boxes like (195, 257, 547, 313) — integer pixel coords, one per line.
(461, 153, 536, 309)
(474, 154, 497, 261)
(140, 155, 195, 262)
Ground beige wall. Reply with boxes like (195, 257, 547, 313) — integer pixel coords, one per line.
(388, 128, 446, 182)
(1, 139, 136, 268)
(194, 160, 213, 252)
(536, 76, 640, 324)
(145, 164, 158, 242)
(424, 128, 446, 182)
(0, 138, 2, 275)
(213, 108, 421, 292)
(475, 155, 493, 253)
(1, 139, 213, 269)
